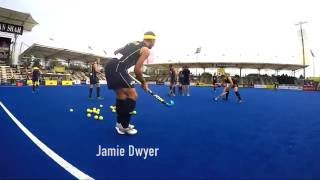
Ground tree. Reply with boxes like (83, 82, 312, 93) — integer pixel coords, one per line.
(19, 57, 32, 68)
(33, 58, 41, 67)
(49, 59, 62, 69)
(69, 64, 87, 72)
(299, 75, 304, 79)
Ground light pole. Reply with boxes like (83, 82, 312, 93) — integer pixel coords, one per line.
(295, 21, 307, 80)
(311, 50, 315, 77)
(313, 56, 315, 78)
(195, 47, 201, 76)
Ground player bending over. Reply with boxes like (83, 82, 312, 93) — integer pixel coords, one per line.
(214, 74, 242, 103)
(105, 31, 156, 135)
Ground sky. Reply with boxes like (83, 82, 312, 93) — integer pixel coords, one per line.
(1, 0, 320, 76)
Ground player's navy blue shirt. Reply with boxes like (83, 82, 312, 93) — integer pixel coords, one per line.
(114, 41, 145, 70)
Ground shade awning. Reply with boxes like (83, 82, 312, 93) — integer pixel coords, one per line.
(145, 62, 307, 71)
(19, 43, 111, 63)
(0, 7, 38, 32)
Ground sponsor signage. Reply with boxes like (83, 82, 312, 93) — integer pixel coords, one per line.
(0, 22, 23, 35)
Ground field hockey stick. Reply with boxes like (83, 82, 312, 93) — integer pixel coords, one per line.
(129, 74, 175, 107)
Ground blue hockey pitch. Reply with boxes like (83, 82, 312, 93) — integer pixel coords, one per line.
(1, 85, 319, 179)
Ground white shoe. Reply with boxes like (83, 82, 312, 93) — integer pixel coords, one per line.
(214, 97, 218, 101)
(116, 123, 136, 135)
(187, 93, 190, 96)
(116, 123, 135, 129)
(115, 126, 125, 135)
(129, 111, 137, 115)
(126, 128, 138, 135)
(115, 126, 138, 135)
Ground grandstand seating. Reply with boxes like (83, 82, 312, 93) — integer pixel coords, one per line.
(0, 65, 107, 84)
(0, 65, 301, 86)
(145, 74, 169, 83)
(238, 74, 298, 86)
(143, 70, 300, 87)
(0, 65, 25, 84)
(198, 73, 212, 84)
(276, 74, 296, 84)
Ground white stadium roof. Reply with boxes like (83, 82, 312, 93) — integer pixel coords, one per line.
(0, 7, 38, 32)
(19, 44, 111, 63)
(145, 62, 307, 71)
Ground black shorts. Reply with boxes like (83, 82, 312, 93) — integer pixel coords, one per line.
(179, 78, 183, 84)
(32, 77, 39, 83)
(105, 59, 134, 90)
(90, 75, 99, 85)
(181, 79, 190, 85)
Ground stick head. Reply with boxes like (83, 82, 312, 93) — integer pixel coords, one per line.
(166, 100, 175, 107)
